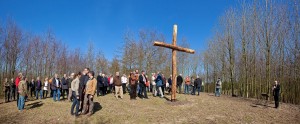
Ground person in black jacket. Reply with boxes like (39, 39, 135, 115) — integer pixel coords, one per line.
(10, 78, 16, 101)
(35, 77, 43, 100)
(103, 74, 109, 96)
(61, 74, 69, 100)
(194, 76, 202, 96)
(97, 73, 104, 97)
(272, 81, 280, 108)
(79, 68, 89, 113)
(30, 79, 35, 98)
(139, 70, 148, 99)
(4, 78, 10, 102)
(167, 75, 172, 94)
(176, 74, 183, 94)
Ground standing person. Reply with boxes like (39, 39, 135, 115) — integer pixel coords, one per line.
(215, 78, 222, 97)
(176, 74, 183, 94)
(97, 73, 103, 97)
(139, 70, 148, 99)
(162, 74, 166, 96)
(43, 77, 49, 99)
(273, 81, 280, 108)
(121, 74, 128, 94)
(155, 72, 164, 98)
(82, 71, 97, 116)
(52, 74, 61, 102)
(26, 79, 30, 96)
(129, 72, 138, 100)
(10, 78, 16, 101)
(79, 68, 89, 113)
(184, 76, 191, 95)
(18, 76, 27, 112)
(68, 73, 75, 101)
(191, 77, 195, 95)
(70, 72, 81, 117)
(103, 74, 109, 96)
(151, 73, 157, 96)
(114, 72, 123, 99)
(30, 79, 35, 98)
(167, 75, 172, 94)
(61, 74, 69, 100)
(194, 76, 202, 96)
(15, 73, 22, 107)
(35, 77, 43, 100)
(109, 75, 114, 94)
(4, 78, 11, 102)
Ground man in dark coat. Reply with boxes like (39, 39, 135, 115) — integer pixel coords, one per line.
(79, 68, 89, 113)
(35, 77, 43, 100)
(139, 70, 148, 99)
(273, 81, 280, 108)
(97, 73, 104, 96)
(194, 76, 202, 96)
(103, 74, 109, 96)
(176, 74, 183, 94)
(61, 74, 69, 100)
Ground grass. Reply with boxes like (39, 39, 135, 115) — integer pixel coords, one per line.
(0, 92, 299, 124)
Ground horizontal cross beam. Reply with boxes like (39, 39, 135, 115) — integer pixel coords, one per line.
(153, 41, 195, 54)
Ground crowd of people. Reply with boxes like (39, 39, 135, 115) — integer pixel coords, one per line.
(4, 67, 280, 117)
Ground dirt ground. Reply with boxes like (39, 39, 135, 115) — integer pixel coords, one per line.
(0, 92, 299, 124)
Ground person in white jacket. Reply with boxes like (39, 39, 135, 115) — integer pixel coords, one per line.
(121, 74, 128, 94)
(151, 73, 156, 96)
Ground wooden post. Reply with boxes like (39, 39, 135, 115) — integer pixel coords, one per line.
(171, 25, 177, 102)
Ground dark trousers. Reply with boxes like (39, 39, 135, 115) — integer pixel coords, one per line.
(122, 84, 126, 94)
(31, 89, 35, 97)
(177, 84, 182, 93)
(196, 87, 201, 95)
(5, 88, 10, 102)
(11, 88, 16, 100)
(191, 86, 196, 95)
(140, 85, 148, 98)
(274, 95, 279, 108)
(50, 89, 53, 97)
(130, 84, 137, 99)
(162, 86, 165, 95)
(71, 91, 80, 116)
(62, 89, 69, 99)
(103, 86, 107, 96)
(79, 89, 85, 112)
(43, 90, 48, 98)
(97, 87, 102, 96)
(16, 87, 19, 107)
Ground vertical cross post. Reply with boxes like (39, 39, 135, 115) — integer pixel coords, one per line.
(171, 25, 177, 102)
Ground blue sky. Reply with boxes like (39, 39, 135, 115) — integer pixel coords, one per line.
(0, 0, 236, 60)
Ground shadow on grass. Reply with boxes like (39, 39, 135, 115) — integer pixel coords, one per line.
(27, 101, 43, 109)
(94, 102, 102, 114)
(250, 101, 274, 108)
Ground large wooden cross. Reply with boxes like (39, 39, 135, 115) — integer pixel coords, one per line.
(153, 24, 195, 102)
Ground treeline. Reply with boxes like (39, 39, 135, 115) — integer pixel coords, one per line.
(203, 0, 300, 104)
(0, 20, 111, 95)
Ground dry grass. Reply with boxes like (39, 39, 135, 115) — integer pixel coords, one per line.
(0, 92, 299, 124)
